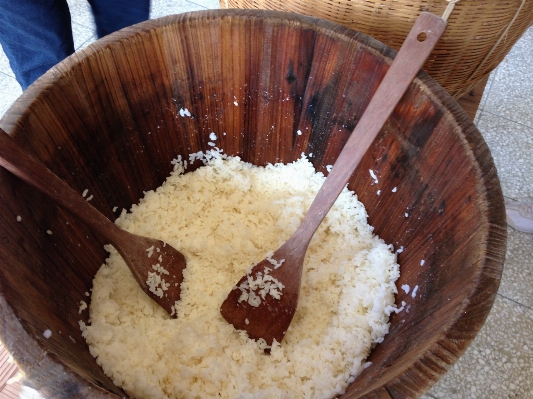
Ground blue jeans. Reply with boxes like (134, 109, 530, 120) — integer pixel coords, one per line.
(0, 0, 150, 90)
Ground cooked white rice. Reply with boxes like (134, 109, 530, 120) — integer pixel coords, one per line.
(80, 153, 400, 399)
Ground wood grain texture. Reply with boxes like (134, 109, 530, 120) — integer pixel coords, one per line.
(221, 0, 533, 99)
(0, 9, 506, 399)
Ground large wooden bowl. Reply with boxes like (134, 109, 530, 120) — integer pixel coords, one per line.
(0, 9, 506, 399)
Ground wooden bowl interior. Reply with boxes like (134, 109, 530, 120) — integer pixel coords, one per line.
(0, 10, 505, 398)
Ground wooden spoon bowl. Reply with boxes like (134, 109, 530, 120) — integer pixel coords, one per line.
(0, 9, 505, 399)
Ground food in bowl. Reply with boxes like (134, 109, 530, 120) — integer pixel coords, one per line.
(79, 150, 400, 398)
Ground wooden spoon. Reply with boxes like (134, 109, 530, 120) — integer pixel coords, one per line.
(0, 127, 186, 317)
(220, 12, 448, 346)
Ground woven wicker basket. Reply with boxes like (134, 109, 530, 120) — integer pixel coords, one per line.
(220, 0, 533, 98)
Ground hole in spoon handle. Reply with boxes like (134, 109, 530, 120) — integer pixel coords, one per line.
(417, 32, 427, 42)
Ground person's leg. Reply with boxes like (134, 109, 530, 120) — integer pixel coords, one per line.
(87, 0, 151, 38)
(0, 0, 74, 90)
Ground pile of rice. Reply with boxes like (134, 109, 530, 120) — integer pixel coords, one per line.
(80, 151, 400, 399)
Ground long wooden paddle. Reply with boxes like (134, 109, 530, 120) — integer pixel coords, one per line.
(220, 12, 448, 346)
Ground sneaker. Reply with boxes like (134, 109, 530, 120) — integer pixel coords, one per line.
(506, 201, 533, 233)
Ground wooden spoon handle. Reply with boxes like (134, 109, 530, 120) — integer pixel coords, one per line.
(298, 12, 447, 243)
(0, 128, 119, 240)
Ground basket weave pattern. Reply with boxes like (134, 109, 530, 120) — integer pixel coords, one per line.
(220, 0, 533, 98)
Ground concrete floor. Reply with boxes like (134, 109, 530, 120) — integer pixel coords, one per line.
(0, 1, 532, 398)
